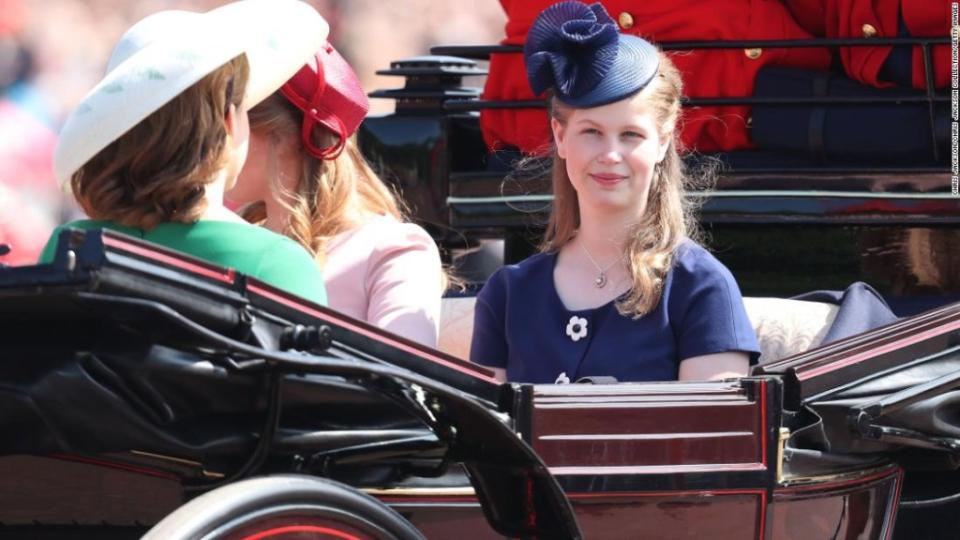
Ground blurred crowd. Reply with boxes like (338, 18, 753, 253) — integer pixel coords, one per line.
(0, 0, 504, 265)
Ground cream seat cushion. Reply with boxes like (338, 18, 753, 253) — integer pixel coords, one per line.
(438, 296, 477, 361)
(742, 297, 837, 364)
(438, 296, 839, 365)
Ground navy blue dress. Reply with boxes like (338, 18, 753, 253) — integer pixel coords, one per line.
(470, 241, 760, 384)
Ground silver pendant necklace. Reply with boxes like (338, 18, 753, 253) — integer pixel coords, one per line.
(579, 241, 625, 288)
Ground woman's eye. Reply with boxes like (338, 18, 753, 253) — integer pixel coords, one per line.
(622, 131, 645, 139)
(580, 128, 600, 135)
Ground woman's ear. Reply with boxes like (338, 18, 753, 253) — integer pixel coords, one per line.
(656, 130, 673, 164)
(224, 103, 250, 149)
(551, 117, 567, 160)
(224, 103, 237, 137)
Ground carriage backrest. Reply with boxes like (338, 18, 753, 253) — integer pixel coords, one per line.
(438, 295, 838, 366)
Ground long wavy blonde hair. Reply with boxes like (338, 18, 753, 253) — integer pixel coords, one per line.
(541, 52, 704, 318)
(242, 94, 404, 266)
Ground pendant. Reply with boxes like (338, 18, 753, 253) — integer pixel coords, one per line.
(595, 272, 607, 288)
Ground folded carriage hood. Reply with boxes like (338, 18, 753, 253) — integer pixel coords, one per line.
(756, 302, 960, 474)
(0, 229, 582, 539)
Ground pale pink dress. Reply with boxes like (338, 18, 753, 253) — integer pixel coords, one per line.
(323, 215, 442, 347)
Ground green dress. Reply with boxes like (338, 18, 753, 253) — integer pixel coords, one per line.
(40, 220, 327, 305)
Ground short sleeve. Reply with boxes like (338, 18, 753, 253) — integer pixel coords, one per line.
(256, 237, 328, 306)
(670, 247, 760, 364)
(470, 270, 509, 369)
(364, 223, 443, 348)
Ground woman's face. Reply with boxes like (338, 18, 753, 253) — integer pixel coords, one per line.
(551, 92, 670, 219)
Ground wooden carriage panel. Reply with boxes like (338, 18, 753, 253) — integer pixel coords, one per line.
(0, 455, 181, 526)
(384, 492, 762, 540)
(769, 467, 902, 540)
(569, 491, 762, 539)
(377, 499, 502, 540)
(530, 385, 764, 469)
(533, 427, 759, 468)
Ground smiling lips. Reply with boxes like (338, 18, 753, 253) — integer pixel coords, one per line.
(589, 172, 626, 187)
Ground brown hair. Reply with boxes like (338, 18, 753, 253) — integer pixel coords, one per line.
(70, 54, 250, 229)
(541, 52, 704, 318)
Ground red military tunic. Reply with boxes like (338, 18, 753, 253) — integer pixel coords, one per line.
(783, 0, 951, 89)
(480, 0, 831, 154)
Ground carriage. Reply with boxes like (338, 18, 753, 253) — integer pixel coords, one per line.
(2, 225, 960, 540)
(0, 20, 955, 540)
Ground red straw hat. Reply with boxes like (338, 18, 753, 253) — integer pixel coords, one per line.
(279, 42, 369, 160)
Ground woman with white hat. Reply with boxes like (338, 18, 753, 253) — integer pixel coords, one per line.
(39, 0, 329, 305)
(470, 1, 760, 383)
(228, 44, 445, 347)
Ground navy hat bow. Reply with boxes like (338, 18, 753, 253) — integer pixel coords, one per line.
(524, 1, 660, 108)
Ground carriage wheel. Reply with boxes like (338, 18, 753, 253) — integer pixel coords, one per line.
(142, 475, 425, 540)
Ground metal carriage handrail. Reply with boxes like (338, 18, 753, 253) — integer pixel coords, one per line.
(431, 35, 951, 164)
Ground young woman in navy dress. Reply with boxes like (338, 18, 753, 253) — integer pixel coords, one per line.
(470, 1, 760, 384)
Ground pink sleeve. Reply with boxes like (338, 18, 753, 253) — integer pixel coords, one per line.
(365, 223, 443, 348)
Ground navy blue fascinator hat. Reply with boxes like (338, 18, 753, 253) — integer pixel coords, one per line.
(524, 1, 659, 107)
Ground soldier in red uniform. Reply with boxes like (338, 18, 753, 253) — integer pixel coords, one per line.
(783, 0, 951, 90)
(480, 0, 832, 155)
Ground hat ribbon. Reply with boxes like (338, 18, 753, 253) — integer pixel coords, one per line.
(279, 60, 348, 160)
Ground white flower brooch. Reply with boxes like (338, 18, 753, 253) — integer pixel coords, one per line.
(565, 315, 588, 342)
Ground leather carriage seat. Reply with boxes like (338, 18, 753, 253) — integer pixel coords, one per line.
(438, 296, 838, 366)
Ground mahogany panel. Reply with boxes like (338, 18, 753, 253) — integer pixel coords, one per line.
(570, 492, 762, 539)
(534, 432, 759, 467)
(770, 469, 901, 540)
(389, 493, 763, 540)
(0, 455, 181, 525)
(382, 502, 502, 540)
(531, 399, 762, 467)
(532, 381, 749, 400)
(532, 402, 760, 436)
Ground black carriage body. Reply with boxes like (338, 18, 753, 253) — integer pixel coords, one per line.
(0, 229, 576, 538)
(1, 21, 957, 540)
(2, 229, 960, 539)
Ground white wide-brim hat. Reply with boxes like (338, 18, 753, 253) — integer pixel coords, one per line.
(53, 0, 329, 187)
